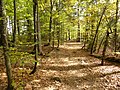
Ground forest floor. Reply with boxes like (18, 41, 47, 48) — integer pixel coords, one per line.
(0, 42, 120, 90)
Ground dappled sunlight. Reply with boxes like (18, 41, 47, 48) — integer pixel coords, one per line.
(46, 57, 80, 66)
(41, 70, 58, 76)
(32, 80, 41, 83)
(67, 70, 88, 78)
(60, 45, 82, 50)
(32, 42, 120, 90)
(43, 85, 57, 90)
(46, 56, 94, 66)
(0, 73, 7, 79)
(39, 41, 120, 90)
(92, 65, 120, 76)
(100, 66, 120, 74)
(59, 42, 83, 50)
(1, 42, 120, 90)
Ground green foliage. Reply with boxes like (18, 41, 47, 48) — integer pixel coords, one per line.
(9, 47, 34, 66)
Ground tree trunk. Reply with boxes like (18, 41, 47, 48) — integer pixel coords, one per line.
(90, 6, 107, 54)
(27, 18, 32, 42)
(36, 1, 43, 55)
(17, 20, 20, 40)
(0, 21, 2, 46)
(68, 29, 70, 41)
(52, 19, 55, 48)
(56, 0, 60, 48)
(49, 0, 53, 44)
(0, 0, 13, 89)
(97, 34, 105, 53)
(57, 29, 60, 48)
(114, 0, 119, 53)
(13, 0, 17, 46)
(77, 0, 80, 42)
(30, 0, 38, 75)
(101, 30, 109, 65)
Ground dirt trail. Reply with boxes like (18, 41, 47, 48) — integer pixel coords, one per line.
(30, 42, 120, 90)
(0, 42, 120, 90)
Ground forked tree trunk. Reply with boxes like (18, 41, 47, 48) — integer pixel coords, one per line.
(90, 6, 107, 54)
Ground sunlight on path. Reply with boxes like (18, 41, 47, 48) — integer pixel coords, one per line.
(60, 42, 82, 49)
(30, 42, 120, 90)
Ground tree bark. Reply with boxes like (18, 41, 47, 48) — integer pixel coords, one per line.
(0, 0, 13, 89)
(27, 19, 32, 41)
(114, 0, 119, 53)
(30, 0, 38, 75)
(49, 0, 53, 44)
(77, 0, 80, 42)
(90, 6, 107, 54)
(68, 29, 70, 41)
(52, 19, 55, 48)
(101, 30, 109, 65)
(36, 1, 43, 55)
(13, 0, 17, 46)
(17, 20, 20, 40)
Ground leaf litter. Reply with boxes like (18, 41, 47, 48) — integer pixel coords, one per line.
(0, 42, 120, 90)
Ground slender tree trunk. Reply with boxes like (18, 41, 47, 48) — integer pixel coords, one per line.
(94, 35, 98, 52)
(90, 6, 106, 54)
(68, 29, 70, 41)
(66, 32, 67, 41)
(97, 34, 105, 53)
(17, 20, 20, 40)
(101, 30, 109, 65)
(56, 0, 60, 48)
(0, 0, 13, 89)
(13, 0, 17, 46)
(62, 22, 65, 44)
(82, 29, 88, 49)
(30, 0, 38, 75)
(52, 19, 55, 48)
(114, 0, 119, 53)
(57, 29, 60, 48)
(0, 19, 2, 45)
(77, 0, 80, 42)
(27, 19, 32, 41)
(61, 23, 64, 44)
(36, 1, 43, 55)
(49, 0, 53, 44)
(0, 34, 2, 46)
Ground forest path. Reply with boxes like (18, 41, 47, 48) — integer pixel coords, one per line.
(30, 42, 120, 90)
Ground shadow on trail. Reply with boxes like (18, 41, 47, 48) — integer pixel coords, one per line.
(43, 63, 112, 71)
(62, 71, 120, 88)
(45, 68, 120, 89)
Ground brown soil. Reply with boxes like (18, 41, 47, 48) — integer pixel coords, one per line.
(0, 42, 120, 90)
